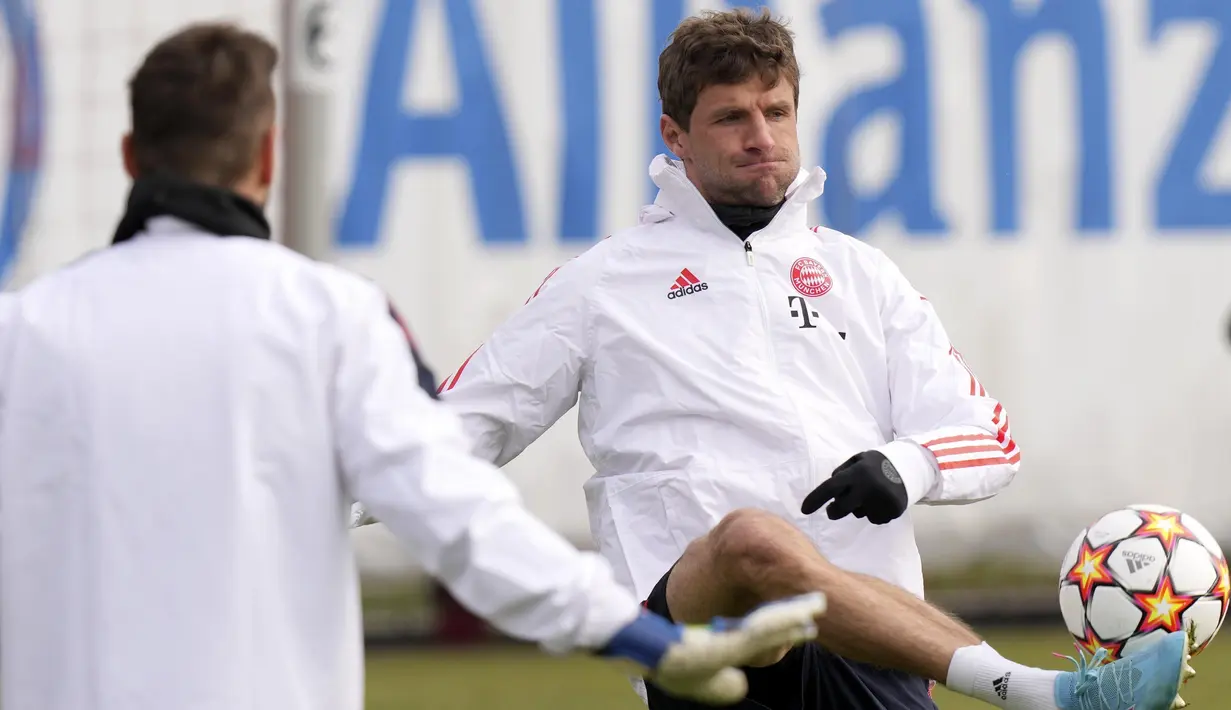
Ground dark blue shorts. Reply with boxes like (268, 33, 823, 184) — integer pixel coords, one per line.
(642, 565, 938, 710)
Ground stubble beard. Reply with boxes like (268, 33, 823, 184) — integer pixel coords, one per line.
(709, 172, 793, 207)
(696, 158, 799, 207)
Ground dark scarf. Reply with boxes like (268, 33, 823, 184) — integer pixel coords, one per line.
(709, 201, 785, 240)
(112, 173, 271, 244)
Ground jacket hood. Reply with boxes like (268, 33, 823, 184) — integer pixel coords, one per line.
(638, 155, 827, 233)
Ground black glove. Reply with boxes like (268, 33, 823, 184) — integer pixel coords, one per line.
(800, 450, 908, 525)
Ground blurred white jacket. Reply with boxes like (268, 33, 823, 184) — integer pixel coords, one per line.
(427, 156, 1022, 602)
(0, 217, 637, 710)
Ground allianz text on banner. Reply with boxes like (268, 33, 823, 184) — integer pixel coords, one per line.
(328, 0, 1231, 563)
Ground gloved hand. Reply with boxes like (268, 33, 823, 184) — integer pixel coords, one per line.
(801, 450, 908, 525)
(597, 592, 827, 706)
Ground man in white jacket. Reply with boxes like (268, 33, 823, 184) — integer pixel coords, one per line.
(358, 7, 1197, 710)
(0, 22, 830, 710)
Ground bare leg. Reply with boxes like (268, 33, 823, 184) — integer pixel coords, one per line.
(666, 507, 980, 681)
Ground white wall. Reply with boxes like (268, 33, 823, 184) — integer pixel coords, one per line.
(5, 0, 1230, 569)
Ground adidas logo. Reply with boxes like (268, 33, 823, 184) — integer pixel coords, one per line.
(1123, 550, 1156, 574)
(667, 268, 709, 300)
(992, 673, 1010, 700)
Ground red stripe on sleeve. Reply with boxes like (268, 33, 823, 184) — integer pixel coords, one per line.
(924, 433, 997, 448)
(442, 346, 481, 393)
(939, 455, 1009, 471)
(935, 443, 1005, 457)
(526, 267, 562, 304)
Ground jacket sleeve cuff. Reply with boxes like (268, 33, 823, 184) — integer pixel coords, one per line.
(876, 439, 939, 506)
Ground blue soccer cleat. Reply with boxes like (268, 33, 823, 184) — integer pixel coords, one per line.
(1054, 630, 1197, 710)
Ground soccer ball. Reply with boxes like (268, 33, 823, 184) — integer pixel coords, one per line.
(1058, 504, 1229, 660)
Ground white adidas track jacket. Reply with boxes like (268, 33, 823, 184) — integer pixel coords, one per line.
(0, 217, 637, 710)
(426, 156, 1022, 602)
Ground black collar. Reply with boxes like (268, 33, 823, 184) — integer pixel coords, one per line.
(112, 174, 271, 245)
(709, 201, 785, 240)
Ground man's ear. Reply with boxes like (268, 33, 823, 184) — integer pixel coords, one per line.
(258, 125, 276, 187)
(121, 133, 138, 179)
(660, 114, 689, 159)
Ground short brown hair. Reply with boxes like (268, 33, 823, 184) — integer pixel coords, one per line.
(657, 7, 800, 130)
(128, 23, 278, 186)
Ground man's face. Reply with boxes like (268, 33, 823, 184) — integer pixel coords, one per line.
(661, 77, 801, 207)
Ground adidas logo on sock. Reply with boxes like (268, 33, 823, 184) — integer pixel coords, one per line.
(667, 268, 708, 300)
(992, 672, 1011, 700)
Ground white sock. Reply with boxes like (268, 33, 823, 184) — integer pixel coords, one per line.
(945, 642, 1061, 710)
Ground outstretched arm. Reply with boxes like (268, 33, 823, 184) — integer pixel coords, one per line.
(350, 261, 590, 527)
(436, 259, 590, 466)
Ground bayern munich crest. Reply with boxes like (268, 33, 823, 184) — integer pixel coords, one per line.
(790, 257, 832, 298)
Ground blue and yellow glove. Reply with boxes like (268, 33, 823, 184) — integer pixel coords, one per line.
(596, 592, 827, 705)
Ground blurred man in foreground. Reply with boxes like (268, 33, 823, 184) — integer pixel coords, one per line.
(0, 22, 827, 710)
(358, 7, 1197, 710)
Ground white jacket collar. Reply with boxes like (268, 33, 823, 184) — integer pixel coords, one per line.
(638, 154, 827, 238)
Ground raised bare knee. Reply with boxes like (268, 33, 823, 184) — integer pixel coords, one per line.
(707, 508, 821, 590)
(698, 509, 827, 666)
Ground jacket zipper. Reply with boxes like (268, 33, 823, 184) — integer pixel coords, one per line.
(744, 238, 779, 374)
(745, 236, 821, 491)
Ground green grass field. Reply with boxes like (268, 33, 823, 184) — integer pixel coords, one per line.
(364, 628, 1229, 709)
